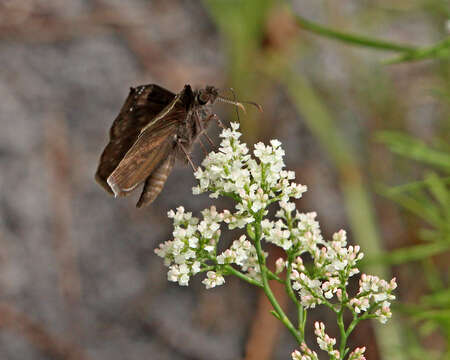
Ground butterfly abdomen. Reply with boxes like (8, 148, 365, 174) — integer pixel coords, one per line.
(136, 153, 176, 208)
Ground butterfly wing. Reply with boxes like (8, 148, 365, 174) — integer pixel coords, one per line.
(95, 84, 175, 194)
(106, 126, 174, 197)
(106, 85, 195, 198)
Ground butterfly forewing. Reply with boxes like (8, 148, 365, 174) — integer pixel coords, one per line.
(95, 84, 175, 194)
(106, 135, 172, 196)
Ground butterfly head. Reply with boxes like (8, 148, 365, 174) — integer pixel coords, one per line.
(196, 86, 219, 105)
(195, 86, 263, 114)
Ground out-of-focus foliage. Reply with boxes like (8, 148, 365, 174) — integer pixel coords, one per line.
(203, 0, 449, 359)
(376, 133, 450, 360)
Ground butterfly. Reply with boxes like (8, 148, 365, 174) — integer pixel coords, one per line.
(95, 83, 249, 208)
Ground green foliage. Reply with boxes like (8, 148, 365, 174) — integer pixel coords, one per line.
(384, 38, 450, 64)
(376, 132, 450, 171)
(376, 133, 450, 358)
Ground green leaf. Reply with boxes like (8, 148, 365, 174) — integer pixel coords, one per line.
(422, 288, 450, 308)
(380, 176, 450, 196)
(375, 131, 450, 171)
(363, 242, 450, 265)
(377, 184, 445, 227)
(384, 38, 450, 64)
(287, 3, 417, 52)
(425, 172, 450, 218)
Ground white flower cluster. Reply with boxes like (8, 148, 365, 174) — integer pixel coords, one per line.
(287, 228, 396, 323)
(284, 229, 362, 309)
(291, 343, 318, 360)
(154, 206, 221, 286)
(155, 205, 264, 288)
(348, 347, 366, 360)
(202, 271, 225, 289)
(156, 122, 310, 288)
(349, 274, 397, 323)
(156, 122, 397, 331)
(314, 322, 339, 359)
(193, 122, 307, 221)
(292, 332, 366, 360)
(291, 269, 324, 309)
(261, 207, 321, 252)
(217, 234, 263, 280)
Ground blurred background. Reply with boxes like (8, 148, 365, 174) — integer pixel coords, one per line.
(0, 0, 449, 359)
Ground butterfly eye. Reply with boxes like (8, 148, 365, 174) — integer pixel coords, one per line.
(197, 91, 209, 105)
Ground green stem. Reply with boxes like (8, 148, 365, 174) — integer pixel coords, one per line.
(285, 256, 306, 341)
(224, 265, 263, 288)
(384, 37, 450, 64)
(345, 315, 360, 338)
(267, 269, 284, 283)
(289, 5, 417, 52)
(252, 212, 303, 345)
(337, 310, 347, 359)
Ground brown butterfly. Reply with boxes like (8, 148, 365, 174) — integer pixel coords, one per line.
(95, 84, 249, 208)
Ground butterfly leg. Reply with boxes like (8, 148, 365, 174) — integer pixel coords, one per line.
(177, 140, 197, 172)
(202, 132, 216, 150)
(206, 113, 226, 129)
(194, 112, 219, 151)
(201, 113, 226, 152)
(198, 137, 209, 156)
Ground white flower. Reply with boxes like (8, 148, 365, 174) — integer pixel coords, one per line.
(275, 257, 286, 274)
(267, 220, 292, 250)
(348, 347, 366, 360)
(314, 322, 338, 357)
(280, 201, 296, 214)
(375, 301, 393, 324)
(290, 271, 323, 308)
(321, 276, 340, 299)
(167, 264, 191, 286)
(191, 261, 201, 274)
(349, 297, 370, 313)
(217, 249, 235, 265)
(202, 271, 225, 289)
(188, 237, 199, 248)
(261, 219, 274, 233)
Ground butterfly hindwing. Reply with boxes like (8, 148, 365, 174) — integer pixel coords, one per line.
(95, 84, 175, 194)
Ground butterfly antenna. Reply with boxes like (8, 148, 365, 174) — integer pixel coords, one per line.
(217, 94, 263, 114)
(240, 100, 263, 112)
(216, 96, 247, 114)
(229, 88, 241, 123)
